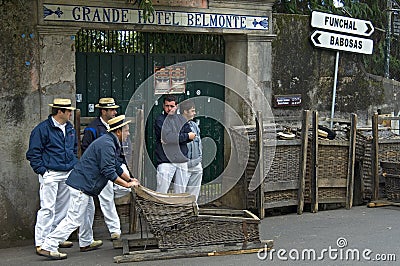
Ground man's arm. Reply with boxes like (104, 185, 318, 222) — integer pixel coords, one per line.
(100, 138, 137, 185)
(154, 115, 163, 142)
(196, 122, 202, 158)
(114, 176, 139, 188)
(179, 120, 195, 144)
(73, 127, 78, 157)
(162, 115, 195, 144)
(26, 127, 47, 175)
(115, 160, 133, 181)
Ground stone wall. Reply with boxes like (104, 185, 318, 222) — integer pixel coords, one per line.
(271, 13, 394, 125)
(0, 0, 77, 248)
(0, 0, 40, 247)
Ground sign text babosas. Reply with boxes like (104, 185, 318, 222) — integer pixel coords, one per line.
(311, 30, 373, 55)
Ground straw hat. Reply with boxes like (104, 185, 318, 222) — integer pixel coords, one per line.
(318, 125, 336, 140)
(95, 98, 119, 109)
(107, 115, 131, 132)
(318, 129, 328, 138)
(277, 131, 296, 140)
(48, 98, 76, 110)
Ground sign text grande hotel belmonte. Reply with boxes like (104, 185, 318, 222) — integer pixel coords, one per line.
(43, 4, 269, 31)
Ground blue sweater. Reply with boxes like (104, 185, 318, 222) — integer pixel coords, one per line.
(81, 116, 131, 174)
(81, 117, 108, 154)
(187, 120, 202, 168)
(66, 133, 124, 197)
(154, 113, 193, 165)
(26, 115, 78, 175)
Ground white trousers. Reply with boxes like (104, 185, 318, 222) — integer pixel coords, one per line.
(35, 170, 71, 247)
(156, 162, 188, 194)
(41, 187, 95, 252)
(114, 183, 131, 199)
(98, 181, 121, 235)
(88, 164, 130, 236)
(186, 163, 203, 201)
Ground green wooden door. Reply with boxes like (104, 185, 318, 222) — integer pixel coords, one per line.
(76, 53, 146, 115)
(144, 54, 225, 189)
(76, 30, 224, 195)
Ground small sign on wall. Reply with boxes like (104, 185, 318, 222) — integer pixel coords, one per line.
(273, 94, 302, 108)
(88, 103, 95, 112)
(394, 15, 400, 36)
(154, 66, 186, 95)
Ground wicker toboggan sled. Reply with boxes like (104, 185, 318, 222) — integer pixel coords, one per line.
(114, 185, 272, 263)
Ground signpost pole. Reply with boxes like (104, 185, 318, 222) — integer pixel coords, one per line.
(330, 51, 340, 129)
(385, 0, 392, 78)
(310, 11, 374, 128)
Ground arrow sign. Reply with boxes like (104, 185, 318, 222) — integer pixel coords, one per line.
(311, 30, 374, 54)
(311, 11, 374, 37)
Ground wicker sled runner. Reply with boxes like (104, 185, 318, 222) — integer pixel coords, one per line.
(133, 185, 262, 249)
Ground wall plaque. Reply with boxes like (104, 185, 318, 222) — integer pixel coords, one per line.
(273, 94, 302, 108)
(154, 66, 186, 95)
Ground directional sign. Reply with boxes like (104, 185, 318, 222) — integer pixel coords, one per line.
(394, 15, 400, 36)
(311, 11, 374, 37)
(311, 30, 373, 54)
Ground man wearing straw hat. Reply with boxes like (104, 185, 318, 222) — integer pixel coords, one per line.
(26, 98, 78, 255)
(37, 115, 139, 260)
(81, 97, 119, 153)
(81, 97, 130, 240)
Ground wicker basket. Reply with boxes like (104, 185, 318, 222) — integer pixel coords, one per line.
(157, 211, 260, 249)
(133, 186, 198, 236)
(133, 186, 261, 249)
(380, 161, 400, 202)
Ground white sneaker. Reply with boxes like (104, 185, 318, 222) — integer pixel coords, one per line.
(111, 233, 120, 240)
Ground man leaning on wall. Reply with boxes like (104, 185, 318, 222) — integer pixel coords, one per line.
(26, 98, 78, 255)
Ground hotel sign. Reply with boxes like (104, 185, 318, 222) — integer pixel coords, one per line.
(43, 4, 269, 31)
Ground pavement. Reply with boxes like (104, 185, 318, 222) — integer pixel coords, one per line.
(0, 205, 399, 265)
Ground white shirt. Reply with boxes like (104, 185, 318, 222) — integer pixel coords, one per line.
(52, 116, 66, 137)
(100, 116, 110, 130)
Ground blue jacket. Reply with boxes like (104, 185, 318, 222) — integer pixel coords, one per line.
(154, 113, 193, 165)
(81, 117, 108, 154)
(81, 116, 131, 174)
(26, 115, 78, 175)
(187, 120, 202, 168)
(66, 133, 124, 197)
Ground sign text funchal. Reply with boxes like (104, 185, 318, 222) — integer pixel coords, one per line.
(311, 11, 374, 37)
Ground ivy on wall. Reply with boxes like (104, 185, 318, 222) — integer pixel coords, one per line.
(127, 0, 154, 19)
